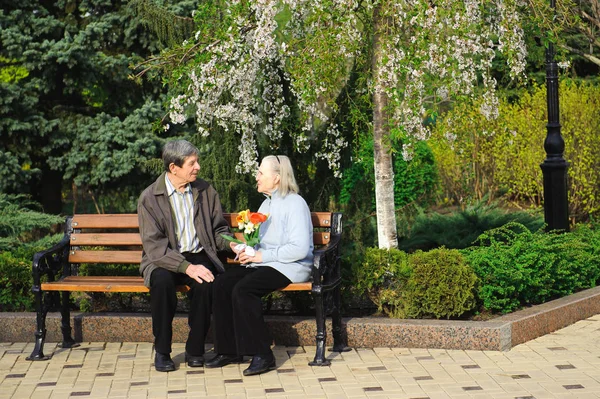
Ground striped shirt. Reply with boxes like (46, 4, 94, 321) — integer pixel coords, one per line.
(164, 174, 202, 253)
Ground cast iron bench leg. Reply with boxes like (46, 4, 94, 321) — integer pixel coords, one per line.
(309, 286, 331, 366)
(331, 284, 351, 353)
(27, 284, 49, 361)
(59, 291, 78, 348)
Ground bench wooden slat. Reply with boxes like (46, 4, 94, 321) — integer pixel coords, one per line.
(280, 282, 312, 291)
(53, 276, 142, 282)
(70, 233, 142, 246)
(71, 233, 328, 248)
(234, 232, 330, 245)
(225, 212, 331, 228)
(72, 214, 139, 229)
(42, 277, 161, 293)
(310, 212, 332, 228)
(41, 276, 311, 293)
(313, 232, 330, 245)
(71, 212, 332, 229)
(69, 251, 143, 264)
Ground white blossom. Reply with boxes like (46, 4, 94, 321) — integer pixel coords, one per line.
(167, 0, 528, 176)
(558, 61, 571, 69)
(244, 222, 255, 234)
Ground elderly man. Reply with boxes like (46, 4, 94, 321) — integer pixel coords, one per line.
(138, 140, 232, 372)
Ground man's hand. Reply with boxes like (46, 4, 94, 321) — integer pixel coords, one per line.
(185, 264, 215, 284)
(239, 250, 263, 265)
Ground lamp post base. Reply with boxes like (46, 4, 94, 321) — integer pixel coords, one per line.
(540, 159, 569, 231)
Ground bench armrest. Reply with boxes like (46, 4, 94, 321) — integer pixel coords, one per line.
(311, 233, 342, 290)
(32, 234, 71, 285)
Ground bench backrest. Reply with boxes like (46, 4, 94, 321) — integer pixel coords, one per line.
(67, 213, 338, 265)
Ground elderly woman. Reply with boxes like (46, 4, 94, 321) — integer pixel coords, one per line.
(206, 155, 313, 376)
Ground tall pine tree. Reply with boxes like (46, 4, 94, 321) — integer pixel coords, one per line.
(0, 0, 196, 213)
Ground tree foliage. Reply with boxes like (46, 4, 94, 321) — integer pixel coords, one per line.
(430, 80, 600, 220)
(0, 0, 196, 213)
(137, 0, 570, 248)
(155, 0, 539, 169)
(561, 0, 600, 73)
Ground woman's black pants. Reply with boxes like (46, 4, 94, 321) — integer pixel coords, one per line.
(150, 251, 217, 356)
(212, 266, 291, 356)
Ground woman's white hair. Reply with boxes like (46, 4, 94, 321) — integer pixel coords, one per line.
(262, 155, 299, 197)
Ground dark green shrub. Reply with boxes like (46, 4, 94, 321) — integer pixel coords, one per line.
(0, 194, 63, 251)
(0, 250, 35, 311)
(0, 234, 63, 311)
(402, 248, 477, 319)
(463, 222, 600, 314)
(0, 194, 63, 311)
(399, 201, 543, 252)
(353, 247, 411, 316)
(339, 204, 378, 312)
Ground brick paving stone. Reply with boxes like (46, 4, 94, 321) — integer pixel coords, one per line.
(30, 391, 53, 399)
(376, 380, 401, 392)
(8, 316, 600, 398)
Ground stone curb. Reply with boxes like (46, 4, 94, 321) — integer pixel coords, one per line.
(2, 285, 600, 351)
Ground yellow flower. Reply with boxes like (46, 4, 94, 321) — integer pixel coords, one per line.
(237, 209, 250, 225)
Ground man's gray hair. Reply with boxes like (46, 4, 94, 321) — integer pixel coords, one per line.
(162, 140, 199, 172)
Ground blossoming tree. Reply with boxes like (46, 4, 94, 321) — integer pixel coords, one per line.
(162, 0, 539, 249)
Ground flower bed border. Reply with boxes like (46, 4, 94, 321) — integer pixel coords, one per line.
(3, 285, 600, 351)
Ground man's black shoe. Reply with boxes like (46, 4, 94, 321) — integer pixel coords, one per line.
(154, 352, 175, 372)
(185, 353, 204, 367)
(205, 354, 243, 368)
(243, 353, 276, 376)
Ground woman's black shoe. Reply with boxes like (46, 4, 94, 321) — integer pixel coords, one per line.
(185, 353, 204, 367)
(243, 353, 276, 376)
(205, 354, 243, 368)
(154, 352, 175, 372)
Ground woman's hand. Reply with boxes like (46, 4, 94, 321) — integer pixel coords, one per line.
(230, 241, 242, 254)
(239, 249, 263, 265)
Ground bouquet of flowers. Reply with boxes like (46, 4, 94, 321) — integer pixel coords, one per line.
(222, 210, 268, 256)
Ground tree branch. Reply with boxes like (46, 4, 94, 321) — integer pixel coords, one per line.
(581, 10, 600, 30)
(560, 44, 600, 67)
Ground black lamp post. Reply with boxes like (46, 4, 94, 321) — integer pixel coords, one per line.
(540, 0, 569, 231)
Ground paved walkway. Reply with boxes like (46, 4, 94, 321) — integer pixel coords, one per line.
(3, 316, 600, 399)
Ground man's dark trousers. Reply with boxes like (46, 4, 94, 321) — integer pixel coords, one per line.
(150, 251, 217, 356)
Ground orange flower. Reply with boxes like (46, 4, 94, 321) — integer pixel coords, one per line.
(221, 210, 268, 248)
(249, 212, 268, 225)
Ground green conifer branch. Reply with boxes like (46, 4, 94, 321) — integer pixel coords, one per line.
(129, 0, 195, 46)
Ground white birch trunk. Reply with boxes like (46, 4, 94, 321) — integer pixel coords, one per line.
(372, 4, 398, 249)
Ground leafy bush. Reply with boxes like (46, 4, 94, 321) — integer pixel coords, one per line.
(398, 200, 544, 252)
(402, 248, 477, 319)
(430, 80, 600, 221)
(0, 249, 36, 311)
(354, 247, 477, 319)
(0, 194, 63, 311)
(463, 222, 600, 314)
(0, 194, 63, 251)
(353, 247, 411, 316)
(0, 235, 63, 311)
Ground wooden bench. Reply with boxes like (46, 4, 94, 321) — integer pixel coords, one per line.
(27, 212, 349, 365)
